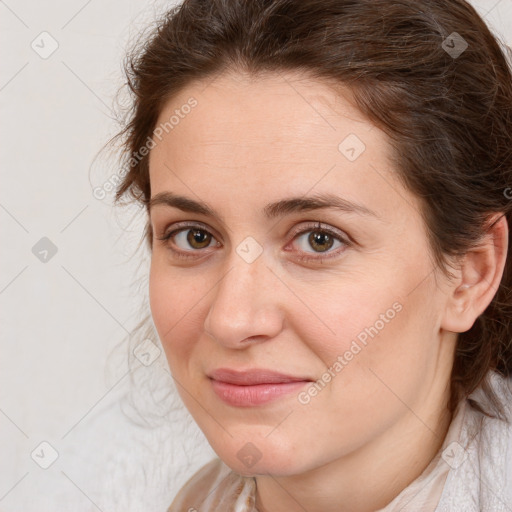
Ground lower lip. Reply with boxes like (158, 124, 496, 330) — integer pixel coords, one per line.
(209, 379, 310, 407)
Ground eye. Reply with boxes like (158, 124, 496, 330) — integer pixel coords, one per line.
(155, 222, 219, 260)
(155, 221, 351, 263)
(287, 222, 350, 263)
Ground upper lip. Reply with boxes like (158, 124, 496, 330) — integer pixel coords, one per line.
(208, 368, 313, 385)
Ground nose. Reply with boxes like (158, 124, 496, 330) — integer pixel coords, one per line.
(203, 251, 285, 349)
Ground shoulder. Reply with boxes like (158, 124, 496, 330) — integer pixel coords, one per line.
(488, 371, 512, 420)
(167, 457, 256, 512)
(468, 370, 512, 426)
(167, 458, 227, 512)
(436, 372, 512, 511)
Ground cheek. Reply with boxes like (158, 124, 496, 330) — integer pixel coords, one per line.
(295, 277, 401, 359)
(149, 261, 171, 335)
(302, 265, 436, 385)
(148, 262, 199, 369)
(317, 280, 439, 419)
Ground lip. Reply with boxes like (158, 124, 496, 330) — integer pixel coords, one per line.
(208, 368, 311, 385)
(208, 368, 313, 407)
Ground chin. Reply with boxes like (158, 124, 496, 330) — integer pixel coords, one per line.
(212, 438, 308, 477)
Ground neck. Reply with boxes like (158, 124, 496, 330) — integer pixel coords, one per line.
(254, 363, 455, 512)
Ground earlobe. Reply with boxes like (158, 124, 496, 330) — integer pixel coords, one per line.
(443, 281, 476, 333)
(441, 213, 509, 334)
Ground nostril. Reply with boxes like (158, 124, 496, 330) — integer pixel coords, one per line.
(204, 330, 265, 345)
(242, 335, 266, 343)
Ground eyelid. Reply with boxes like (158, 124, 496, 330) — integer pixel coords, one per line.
(287, 221, 348, 241)
(157, 220, 347, 243)
(156, 220, 352, 261)
(158, 220, 221, 242)
(284, 222, 351, 261)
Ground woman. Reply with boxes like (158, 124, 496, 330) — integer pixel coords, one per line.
(112, 0, 512, 510)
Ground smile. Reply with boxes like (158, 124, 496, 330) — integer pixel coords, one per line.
(209, 380, 310, 407)
(207, 368, 313, 407)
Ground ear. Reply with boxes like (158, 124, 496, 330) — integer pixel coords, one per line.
(441, 213, 509, 333)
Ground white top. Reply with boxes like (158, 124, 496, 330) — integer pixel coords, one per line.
(168, 370, 512, 511)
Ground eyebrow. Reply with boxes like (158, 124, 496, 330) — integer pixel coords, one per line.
(148, 191, 379, 221)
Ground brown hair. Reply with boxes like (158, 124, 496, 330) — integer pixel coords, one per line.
(111, 0, 512, 419)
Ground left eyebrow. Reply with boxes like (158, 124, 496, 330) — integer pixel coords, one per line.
(148, 191, 380, 221)
(263, 193, 380, 220)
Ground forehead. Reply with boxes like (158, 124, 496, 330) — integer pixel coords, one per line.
(152, 70, 374, 155)
(148, 71, 416, 223)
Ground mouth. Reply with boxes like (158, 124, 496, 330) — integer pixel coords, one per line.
(207, 368, 313, 407)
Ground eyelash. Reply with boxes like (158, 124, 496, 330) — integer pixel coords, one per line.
(155, 221, 351, 263)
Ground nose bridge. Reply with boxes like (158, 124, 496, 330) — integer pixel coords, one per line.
(204, 248, 283, 347)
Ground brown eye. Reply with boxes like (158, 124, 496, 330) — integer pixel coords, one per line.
(307, 231, 335, 253)
(294, 228, 342, 254)
(288, 222, 351, 264)
(186, 228, 213, 249)
(157, 225, 218, 254)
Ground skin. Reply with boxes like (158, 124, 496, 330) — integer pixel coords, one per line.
(147, 70, 509, 512)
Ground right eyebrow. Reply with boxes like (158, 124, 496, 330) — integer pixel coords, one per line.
(148, 191, 380, 223)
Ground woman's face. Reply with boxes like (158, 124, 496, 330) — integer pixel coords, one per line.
(148, 71, 456, 476)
